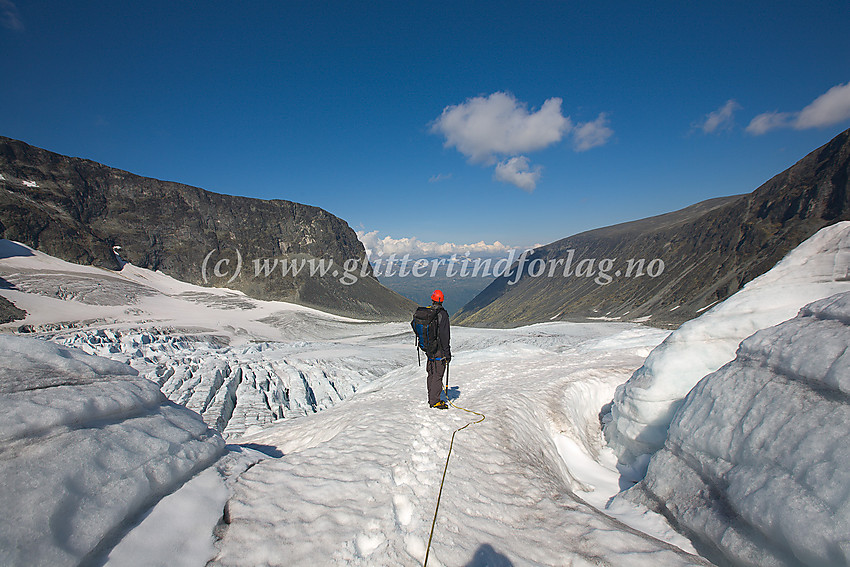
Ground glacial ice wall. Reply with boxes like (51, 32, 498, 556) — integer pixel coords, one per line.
(0, 335, 225, 567)
(631, 291, 850, 567)
(604, 221, 850, 475)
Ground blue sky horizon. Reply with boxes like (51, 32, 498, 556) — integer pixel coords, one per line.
(2, 1, 849, 255)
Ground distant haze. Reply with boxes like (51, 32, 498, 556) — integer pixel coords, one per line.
(378, 272, 495, 315)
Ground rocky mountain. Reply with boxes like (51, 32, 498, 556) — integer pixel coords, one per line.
(0, 137, 415, 320)
(0, 295, 25, 324)
(456, 127, 850, 328)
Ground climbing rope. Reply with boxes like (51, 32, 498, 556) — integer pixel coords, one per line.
(423, 365, 486, 567)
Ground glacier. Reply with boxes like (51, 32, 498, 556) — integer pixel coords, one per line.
(631, 291, 850, 567)
(604, 221, 850, 477)
(1, 239, 708, 566)
(0, 335, 225, 567)
(3, 228, 850, 566)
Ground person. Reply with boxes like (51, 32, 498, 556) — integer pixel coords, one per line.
(426, 289, 451, 409)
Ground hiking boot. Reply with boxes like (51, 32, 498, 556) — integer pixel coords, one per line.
(431, 401, 448, 409)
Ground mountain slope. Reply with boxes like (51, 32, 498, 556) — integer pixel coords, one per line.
(456, 127, 850, 328)
(0, 295, 25, 324)
(0, 136, 415, 320)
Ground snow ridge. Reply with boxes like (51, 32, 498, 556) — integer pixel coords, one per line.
(0, 335, 226, 567)
(632, 291, 850, 567)
(604, 222, 850, 476)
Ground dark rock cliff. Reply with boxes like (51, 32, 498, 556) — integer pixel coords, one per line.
(0, 295, 26, 324)
(0, 136, 415, 320)
(456, 127, 850, 328)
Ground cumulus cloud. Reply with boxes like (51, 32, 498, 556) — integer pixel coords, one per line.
(357, 230, 521, 258)
(573, 113, 614, 151)
(430, 92, 613, 191)
(694, 100, 741, 134)
(747, 82, 850, 135)
(430, 92, 572, 163)
(795, 82, 850, 129)
(493, 156, 541, 192)
(0, 0, 23, 30)
(428, 173, 452, 183)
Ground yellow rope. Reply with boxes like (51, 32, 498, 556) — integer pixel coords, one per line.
(423, 386, 485, 567)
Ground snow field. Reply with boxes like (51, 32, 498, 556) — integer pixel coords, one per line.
(103, 446, 267, 567)
(209, 324, 709, 567)
(0, 238, 365, 346)
(2, 316, 703, 564)
(0, 238, 736, 565)
(0, 335, 225, 567)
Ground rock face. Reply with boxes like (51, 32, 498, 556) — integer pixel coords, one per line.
(631, 292, 850, 567)
(0, 136, 415, 320)
(456, 127, 850, 328)
(0, 295, 25, 324)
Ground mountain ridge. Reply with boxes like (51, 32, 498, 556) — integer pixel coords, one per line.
(456, 127, 850, 328)
(0, 136, 415, 320)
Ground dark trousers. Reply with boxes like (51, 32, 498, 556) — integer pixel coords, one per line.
(426, 358, 446, 406)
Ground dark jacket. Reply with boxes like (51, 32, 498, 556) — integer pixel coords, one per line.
(434, 302, 451, 360)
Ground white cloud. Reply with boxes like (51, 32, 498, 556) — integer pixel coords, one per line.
(746, 111, 793, 135)
(428, 173, 452, 183)
(747, 82, 850, 135)
(0, 0, 22, 31)
(795, 82, 850, 129)
(430, 91, 572, 163)
(357, 230, 522, 258)
(695, 100, 741, 134)
(572, 113, 614, 151)
(430, 91, 613, 191)
(493, 156, 541, 192)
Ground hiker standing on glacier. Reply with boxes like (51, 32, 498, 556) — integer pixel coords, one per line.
(411, 290, 452, 409)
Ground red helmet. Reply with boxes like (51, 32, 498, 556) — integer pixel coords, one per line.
(431, 289, 444, 303)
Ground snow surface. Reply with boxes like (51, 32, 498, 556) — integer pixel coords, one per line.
(9, 230, 850, 566)
(0, 239, 729, 565)
(0, 332, 136, 393)
(604, 221, 850, 476)
(1, 239, 407, 437)
(0, 239, 361, 345)
(631, 290, 850, 567)
(208, 324, 707, 567)
(0, 335, 225, 567)
(103, 446, 266, 567)
(0, 321, 710, 566)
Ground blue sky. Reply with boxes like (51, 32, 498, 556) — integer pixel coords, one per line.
(2, 1, 850, 252)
